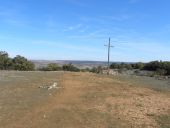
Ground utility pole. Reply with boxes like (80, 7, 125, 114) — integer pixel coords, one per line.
(105, 38, 114, 75)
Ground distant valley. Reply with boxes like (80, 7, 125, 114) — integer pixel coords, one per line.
(32, 60, 111, 69)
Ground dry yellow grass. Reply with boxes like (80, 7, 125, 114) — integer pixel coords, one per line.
(0, 71, 169, 128)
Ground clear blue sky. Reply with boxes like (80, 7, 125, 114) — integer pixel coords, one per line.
(0, 0, 170, 62)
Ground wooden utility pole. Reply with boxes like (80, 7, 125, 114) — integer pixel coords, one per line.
(105, 38, 114, 75)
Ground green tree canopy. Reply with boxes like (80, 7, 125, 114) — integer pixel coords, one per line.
(13, 55, 35, 71)
(0, 51, 12, 70)
(63, 63, 80, 72)
(47, 63, 61, 71)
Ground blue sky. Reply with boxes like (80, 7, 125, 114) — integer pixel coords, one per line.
(0, 0, 170, 62)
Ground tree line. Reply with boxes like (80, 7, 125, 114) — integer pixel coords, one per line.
(39, 63, 101, 73)
(0, 51, 82, 72)
(0, 50, 99, 73)
(1, 51, 170, 75)
(110, 61, 170, 75)
(39, 63, 80, 72)
(0, 51, 35, 71)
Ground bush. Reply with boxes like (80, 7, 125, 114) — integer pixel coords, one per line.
(38, 63, 62, 71)
(0, 51, 13, 70)
(62, 63, 80, 72)
(90, 67, 98, 73)
(110, 63, 133, 70)
(47, 63, 62, 71)
(81, 68, 90, 72)
(13, 55, 35, 71)
(132, 62, 145, 70)
(0, 51, 35, 71)
(90, 66, 103, 74)
(144, 61, 170, 75)
(155, 69, 167, 76)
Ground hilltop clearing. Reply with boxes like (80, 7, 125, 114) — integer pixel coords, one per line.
(0, 71, 169, 128)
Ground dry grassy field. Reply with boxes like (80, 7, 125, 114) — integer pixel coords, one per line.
(0, 71, 170, 128)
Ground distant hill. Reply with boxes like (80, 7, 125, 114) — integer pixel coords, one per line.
(31, 60, 133, 69)
(31, 60, 107, 69)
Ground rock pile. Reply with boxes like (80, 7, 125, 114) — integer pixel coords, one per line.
(39, 82, 62, 90)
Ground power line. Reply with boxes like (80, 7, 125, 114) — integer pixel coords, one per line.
(104, 38, 114, 75)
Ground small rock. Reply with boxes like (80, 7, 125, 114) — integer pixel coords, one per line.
(43, 114, 46, 118)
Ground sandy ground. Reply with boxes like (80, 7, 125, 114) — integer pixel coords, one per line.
(0, 71, 169, 128)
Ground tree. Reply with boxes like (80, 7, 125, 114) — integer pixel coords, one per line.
(47, 63, 61, 71)
(13, 55, 35, 71)
(144, 61, 159, 71)
(133, 62, 145, 70)
(110, 63, 118, 69)
(110, 63, 132, 70)
(81, 68, 90, 72)
(39, 63, 62, 71)
(156, 68, 167, 76)
(62, 63, 80, 72)
(143, 61, 170, 75)
(0, 51, 13, 70)
(90, 67, 98, 73)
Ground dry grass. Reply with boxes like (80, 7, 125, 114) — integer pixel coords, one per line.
(0, 71, 169, 128)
